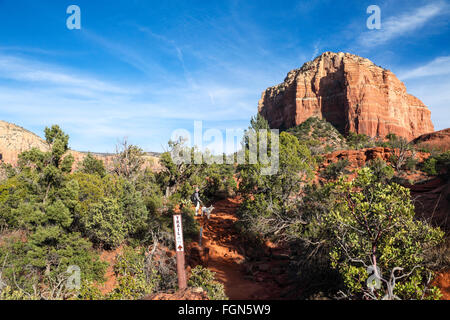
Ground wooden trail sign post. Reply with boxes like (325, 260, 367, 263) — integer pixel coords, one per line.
(199, 226, 203, 247)
(173, 214, 187, 289)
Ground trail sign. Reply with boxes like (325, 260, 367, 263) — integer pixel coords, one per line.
(173, 214, 187, 289)
(174, 214, 184, 251)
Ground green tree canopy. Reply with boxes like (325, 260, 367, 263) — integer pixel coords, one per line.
(322, 168, 443, 299)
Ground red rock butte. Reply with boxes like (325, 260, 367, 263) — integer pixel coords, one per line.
(258, 52, 434, 140)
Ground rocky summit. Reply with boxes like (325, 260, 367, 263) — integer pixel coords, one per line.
(258, 52, 434, 140)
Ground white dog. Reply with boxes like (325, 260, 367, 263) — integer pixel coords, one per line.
(201, 206, 215, 220)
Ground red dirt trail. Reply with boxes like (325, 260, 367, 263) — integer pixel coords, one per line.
(192, 197, 283, 300)
(98, 246, 123, 294)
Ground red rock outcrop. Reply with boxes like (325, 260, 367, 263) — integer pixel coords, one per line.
(258, 52, 434, 140)
(412, 128, 450, 152)
(320, 147, 430, 171)
(322, 147, 395, 168)
(409, 177, 450, 231)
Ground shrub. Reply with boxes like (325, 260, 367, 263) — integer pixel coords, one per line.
(0, 125, 176, 300)
(108, 274, 152, 300)
(237, 192, 282, 241)
(0, 286, 36, 300)
(108, 245, 177, 299)
(134, 169, 163, 214)
(0, 228, 107, 300)
(76, 281, 105, 300)
(422, 157, 438, 176)
(365, 158, 394, 183)
(282, 168, 444, 300)
(79, 153, 106, 178)
(112, 140, 145, 179)
(346, 132, 374, 149)
(421, 151, 450, 178)
(324, 168, 444, 299)
(188, 266, 228, 300)
(286, 117, 347, 155)
(380, 134, 413, 171)
(83, 197, 126, 249)
(108, 247, 153, 300)
(202, 164, 237, 202)
(180, 205, 200, 241)
(405, 156, 419, 171)
(72, 172, 105, 225)
(120, 181, 149, 238)
(322, 159, 351, 180)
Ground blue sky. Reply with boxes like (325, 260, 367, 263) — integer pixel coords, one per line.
(0, 0, 449, 153)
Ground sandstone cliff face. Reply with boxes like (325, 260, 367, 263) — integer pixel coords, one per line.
(0, 120, 49, 164)
(258, 52, 434, 140)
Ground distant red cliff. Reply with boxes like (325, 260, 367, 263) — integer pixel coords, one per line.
(258, 51, 434, 140)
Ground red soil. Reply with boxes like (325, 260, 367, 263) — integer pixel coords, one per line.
(98, 246, 123, 294)
(434, 271, 450, 300)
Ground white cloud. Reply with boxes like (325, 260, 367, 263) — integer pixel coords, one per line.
(359, 1, 448, 47)
(399, 55, 450, 131)
(405, 76, 450, 131)
(0, 54, 134, 95)
(399, 56, 450, 80)
(311, 42, 320, 60)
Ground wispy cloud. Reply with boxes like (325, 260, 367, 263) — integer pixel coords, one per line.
(310, 41, 321, 60)
(399, 55, 450, 130)
(359, 1, 448, 47)
(405, 77, 450, 131)
(137, 26, 198, 87)
(0, 53, 134, 95)
(399, 56, 450, 80)
(81, 30, 170, 79)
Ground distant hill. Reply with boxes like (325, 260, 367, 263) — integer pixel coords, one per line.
(0, 120, 49, 164)
(0, 120, 161, 171)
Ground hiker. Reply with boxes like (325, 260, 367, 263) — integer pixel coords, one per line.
(191, 187, 203, 216)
